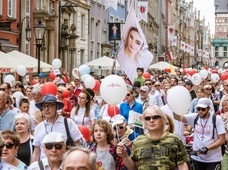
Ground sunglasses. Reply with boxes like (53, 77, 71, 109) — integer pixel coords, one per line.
(113, 126, 125, 131)
(126, 93, 131, 97)
(1, 143, 15, 149)
(57, 90, 62, 93)
(154, 85, 160, 87)
(67, 88, 71, 91)
(45, 143, 63, 150)
(144, 115, 161, 121)
(145, 83, 152, 85)
(205, 88, 211, 90)
(197, 107, 207, 111)
(0, 88, 5, 91)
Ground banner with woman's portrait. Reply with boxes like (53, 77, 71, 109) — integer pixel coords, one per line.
(109, 23, 121, 41)
(117, 4, 153, 82)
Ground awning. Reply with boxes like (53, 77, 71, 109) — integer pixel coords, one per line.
(0, 39, 18, 52)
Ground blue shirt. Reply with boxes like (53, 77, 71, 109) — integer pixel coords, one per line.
(119, 101, 143, 122)
(0, 108, 17, 132)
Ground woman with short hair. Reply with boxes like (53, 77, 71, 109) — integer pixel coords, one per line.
(1, 130, 28, 169)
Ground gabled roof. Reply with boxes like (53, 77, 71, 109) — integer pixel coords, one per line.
(215, 0, 228, 14)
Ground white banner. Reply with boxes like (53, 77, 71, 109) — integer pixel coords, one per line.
(172, 36, 177, 47)
(198, 49, 202, 57)
(138, 1, 148, 23)
(181, 41, 185, 51)
(105, 0, 117, 11)
(168, 25, 175, 40)
(190, 45, 194, 56)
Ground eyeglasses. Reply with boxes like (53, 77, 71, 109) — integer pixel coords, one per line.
(42, 103, 56, 109)
(145, 83, 152, 86)
(113, 126, 125, 131)
(154, 85, 160, 87)
(1, 143, 15, 149)
(144, 115, 161, 121)
(45, 143, 63, 150)
(57, 90, 62, 93)
(197, 107, 207, 111)
(126, 93, 131, 97)
(0, 88, 6, 91)
(205, 88, 211, 91)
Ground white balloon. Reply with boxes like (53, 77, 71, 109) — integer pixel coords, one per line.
(4, 75, 15, 87)
(100, 75, 127, 105)
(72, 68, 79, 78)
(78, 65, 90, 76)
(84, 77, 96, 89)
(211, 73, 220, 82)
(191, 73, 202, 85)
(12, 91, 24, 99)
(52, 59, 62, 69)
(179, 68, 183, 72)
(81, 74, 91, 82)
(199, 70, 208, 79)
(17, 65, 27, 76)
(167, 86, 191, 115)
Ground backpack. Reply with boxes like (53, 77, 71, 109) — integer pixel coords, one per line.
(193, 114, 225, 155)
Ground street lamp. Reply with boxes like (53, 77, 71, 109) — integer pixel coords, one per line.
(34, 20, 46, 74)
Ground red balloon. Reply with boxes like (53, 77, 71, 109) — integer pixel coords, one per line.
(31, 79, 38, 85)
(93, 80, 100, 91)
(204, 65, 209, 70)
(143, 72, 151, 79)
(49, 71, 56, 81)
(62, 90, 70, 99)
(78, 126, 91, 141)
(183, 69, 187, 74)
(221, 73, 228, 81)
(188, 69, 196, 76)
(107, 105, 119, 118)
(41, 82, 57, 97)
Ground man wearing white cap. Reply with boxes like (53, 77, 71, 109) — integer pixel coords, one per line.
(29, 132, 66, 170)
(173, 98, 226, 170)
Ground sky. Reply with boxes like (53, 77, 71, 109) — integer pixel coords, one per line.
(193, 0, 215, 35)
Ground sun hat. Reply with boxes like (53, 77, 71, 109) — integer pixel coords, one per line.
(35, 94, 64, 110)
(195, 98, 211, 108)
(140, 86, 149, 92)
(111, 115, 126, 128)
(42, 132, 66, 144)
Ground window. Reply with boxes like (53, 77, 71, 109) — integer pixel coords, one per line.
(37, 0, 42, 9)
(8, 0, 16, 18)
(48, 1, 54, 14)
(0, 0, 2, 15)
(80, 49, 85, 64)
(81, 14, 85, 39)
(110, 16, 114, 22)
(91, 18, 94, 41)
(224, 47, 228, 57)
(26, 0, 30, 14)
(25, 43, 30, 55)
(73, 12, 77, 25)
(96, 20, 101, 43)
(215, 46, 219, 57)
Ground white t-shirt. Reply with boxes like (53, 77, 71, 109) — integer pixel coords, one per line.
(185, 112, 226, 162)
(70, 107, 96, 130)
(29, 100, 39, 117)
(96, 148, 115, 170)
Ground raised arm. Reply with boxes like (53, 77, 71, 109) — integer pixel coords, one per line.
(173, 112, 188, 123)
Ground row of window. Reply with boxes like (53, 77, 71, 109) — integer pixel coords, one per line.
(214, 46, 228, 57)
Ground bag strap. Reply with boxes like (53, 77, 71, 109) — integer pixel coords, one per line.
(212, 114, 217, 139)
(64, 118, 71, 139)
(193, 114, 199, 129)
(38, 160, 44, 170)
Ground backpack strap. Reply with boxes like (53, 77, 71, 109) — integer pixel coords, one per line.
(64, 118, 71, 140)
(38, 160, 44, 170)
(212, 114, 217, 139)
(193, 114, 199, 129)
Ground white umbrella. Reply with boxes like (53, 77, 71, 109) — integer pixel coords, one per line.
(85, 56, 121, 70)
(149, 61, 178, 70)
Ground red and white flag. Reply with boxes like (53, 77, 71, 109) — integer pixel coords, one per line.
(138, 1, 148, 22)
(105, 0, 117, 11)
(172, 36, 177, 46)
(184, 43, 188, 52)
(167, 51, 174, 61)
(168, 25, 175, 40)
(181, 41, 185, 51)
(198, 49, 202, 56)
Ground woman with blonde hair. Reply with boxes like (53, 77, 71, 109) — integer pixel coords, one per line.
(117, 106, 189, 170)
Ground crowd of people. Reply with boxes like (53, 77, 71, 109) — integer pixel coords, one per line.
(0, 67, 227, 170)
